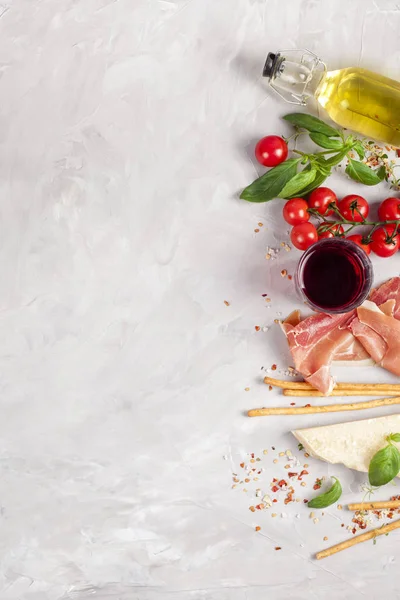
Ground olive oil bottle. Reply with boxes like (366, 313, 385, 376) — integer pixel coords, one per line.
(263, 50, 400, 146)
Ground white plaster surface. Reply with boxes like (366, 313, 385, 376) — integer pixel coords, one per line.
(1, 0, 400, 598)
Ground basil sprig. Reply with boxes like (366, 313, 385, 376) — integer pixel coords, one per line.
(307, 476, 342, 509)
(240, 113, 387, 203)
(368, 433, 400, 487)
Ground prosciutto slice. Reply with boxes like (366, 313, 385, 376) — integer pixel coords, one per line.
(350, 300, 400, 376)
(282, 278, 400, 393)
(282, 311, 356, 395)
(370, 277, 400, 318)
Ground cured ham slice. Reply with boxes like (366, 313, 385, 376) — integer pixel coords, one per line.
(282, 278, 400, 392)
(332, 337, 371, 362)
(370, 277, 400, 318)
(351, 300, 400, 376)
(282, 311, 356, 395)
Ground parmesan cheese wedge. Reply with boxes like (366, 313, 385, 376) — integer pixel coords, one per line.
(292, 414, 400, 474)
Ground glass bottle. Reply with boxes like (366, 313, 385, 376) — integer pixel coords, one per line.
(263, 49, 400, 146)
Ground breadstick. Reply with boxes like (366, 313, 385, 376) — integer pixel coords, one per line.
(264, 376, 400, 393)
(283, 389, 396, 397)
(348, 501, 400, 511)
(247, 396, 400, 417)
(316, 518, 400, 559)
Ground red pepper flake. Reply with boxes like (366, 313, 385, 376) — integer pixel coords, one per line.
(396, 149, 400, 158)
(272, 447, 275, 450)
(251, 453, 255, 459)
(224, 300, 230, 306)
(275, 546, 282, 551)
(269, 385, 273, 391)
(271, 364, 277, 371)
(304, 404, 311, 408)
(249, 506, 255, 512)
(272, 478, 278, 482)
(244, 478, 250, 483)
(255, 526, 261, 532)
(261, 294, 268, 297)
(254, 228, 260, 233)
(271, 485, 279, 493)
(290, 402, 296, 406)
(303, 499, 309, 504)
(313, 478, 323, 491)
(278, 479, 287, 488)
(240, 462, 245, 468)
(288, 472, 298, 478)
(298, 470, 309, 481)
(284, 487, 295, 504)
(388, 512, 394, 519)
(288, 275, 293, 281)
(341, 523, 345, 527)
(255, 325, 261, 331)
(273, 499, 278, 503)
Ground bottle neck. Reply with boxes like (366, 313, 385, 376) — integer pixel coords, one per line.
(269, 55, 326, 105)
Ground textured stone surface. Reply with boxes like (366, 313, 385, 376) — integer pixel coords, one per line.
(1, 0, 400, 598)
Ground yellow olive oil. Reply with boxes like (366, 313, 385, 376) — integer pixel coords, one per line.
(264, 51, 400, 146)
(316, 67, 400, 146)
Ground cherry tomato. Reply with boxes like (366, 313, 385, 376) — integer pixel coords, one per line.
(308, 187, 338, 217)
(378, 197, 400, 221)
(283, 198, 309, 226)
(370, 225, 400, 257)
(290, 222, 318, 250)
(347, 234, 371, 255)
(338, 194, 369, 222)
(255, 135, 288, 167)
(318, 223, 344, 239)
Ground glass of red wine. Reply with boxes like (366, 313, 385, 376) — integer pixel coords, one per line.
(295, 238, 373, 314)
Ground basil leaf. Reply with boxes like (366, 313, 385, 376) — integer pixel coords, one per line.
(240, 159, 299, 203)
(307, 477, 342, 509)
(309, 132, 343, 150)
(283, 113, 340, 137)
(353, 141, 365, 160)
(345, 158, 386, 186)
(389, 433, 400, 443)
(278, 168, 317, 198)
(376, 165, 386, 180)
(368, 444, 400, 487)
(290, 169, 327, 198)
(323, 147, 351, 168)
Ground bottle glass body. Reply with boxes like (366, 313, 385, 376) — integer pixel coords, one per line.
(316, 67, 400, 146)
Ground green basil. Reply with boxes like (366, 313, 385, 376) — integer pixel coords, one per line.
(278, 168, 317, 198)
(368, 444, 400, 487)
(283, 113, 339, 137)
(388, 433, 400, 443)
(323, 147, 352, 168)
(309, 132, 343, 150)
(290, 170, 327, 198)
(307, 477, 342, 509)
(353, 141, 365, 160)
(240, 158, 299, 203)
(346, 158, 386, 186)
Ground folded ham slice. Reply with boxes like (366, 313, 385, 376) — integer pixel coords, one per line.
(350, 300, 400, 376)
(281, 278, 400, 393)
(370, 277, 400, 318)
(282, 311, 357, 395)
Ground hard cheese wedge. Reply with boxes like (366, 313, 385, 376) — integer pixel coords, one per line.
(292, 414, 400, 474)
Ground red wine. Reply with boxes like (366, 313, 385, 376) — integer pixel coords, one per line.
(296, 239, 373, 313)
